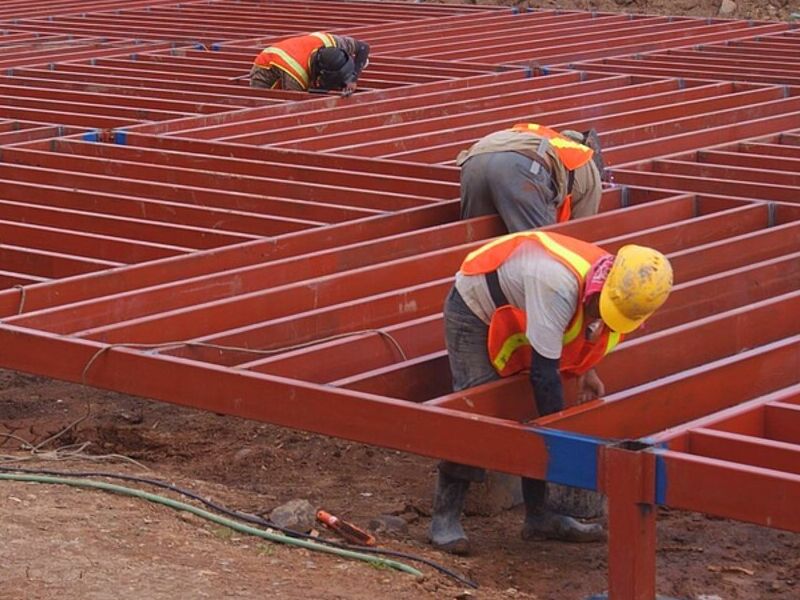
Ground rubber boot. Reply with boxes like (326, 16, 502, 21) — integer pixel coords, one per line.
(429, 471, 471, 555)
(520, 477, 606, 543)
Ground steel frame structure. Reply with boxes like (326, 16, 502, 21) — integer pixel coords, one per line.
(0, 2, 798, 598)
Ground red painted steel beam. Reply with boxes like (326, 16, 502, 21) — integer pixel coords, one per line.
(656, 450, 800, 533)
(8, 65, 294, 103)
(608, 103, 800, 167)
(0, 202, 460, 317)
(9, 215, 502, 334)
(276, 78, 719, 152)
(45, 139, 457, 199)
(653, 159, 800, 188)
(327, 81, 774, 158)
(1, 147, 435, 213)
(0, 244, 119, 279)
(0, 177, 318, 237)
(0, 218, 190, 263)
(230, 74, 654, 147)
(0, 270, 47, 287)
(695, 149, 800, 173)
(0, 324, 554, 481)
(0, 161, 381, 224)
(0, 198, 255, 250)
(650, 386, 800, 446)
(540, 334, 800, 439)
(1, 73, 279, 108)
(600, 444, 657, 600)
(0, 82, 235, 115)
(764, 403, 800, 445)
(65, 194, 706, 344)
(120, 133, 459, 183)
(686, 428, 800, 475)
(160, 70, 542, 141)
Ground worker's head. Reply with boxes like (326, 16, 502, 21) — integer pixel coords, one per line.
(312, 47, 355, 90)
(597, 245, 673, 334)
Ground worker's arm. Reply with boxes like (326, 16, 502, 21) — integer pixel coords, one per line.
(530, 348, 563, 417)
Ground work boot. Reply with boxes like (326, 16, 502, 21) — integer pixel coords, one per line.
(520, 477, 605, 543)
(521, 510, 607, 543)
(429, 471, 471, 555)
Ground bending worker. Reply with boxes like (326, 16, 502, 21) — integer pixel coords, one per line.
(457, 123, 605, 231)
(250, 32, 369, 96)
(430, 230, 673, 554)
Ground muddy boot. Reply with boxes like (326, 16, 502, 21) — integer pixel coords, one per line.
(520, 477, 606, 543)
(521, 511, 607, 543)
(429, 471, 471, 555)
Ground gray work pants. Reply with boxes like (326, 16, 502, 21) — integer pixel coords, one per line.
(460, 151, 558, 233)
(440, 287, 547, 508)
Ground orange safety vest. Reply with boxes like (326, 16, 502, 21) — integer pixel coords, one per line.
(253, 32, 336, 89)
(460, 231, 622, 377)
(510, 123, 594, 223)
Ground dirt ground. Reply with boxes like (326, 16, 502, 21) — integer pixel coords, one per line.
(461, 0, 798, 21)
(1, 370, 798, 600)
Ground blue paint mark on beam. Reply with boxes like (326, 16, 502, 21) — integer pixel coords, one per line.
(654, 451, 668, 505)
(538, 428, 602, 491)
(82, 130, 100, 142)
(114, 130, 128, 145)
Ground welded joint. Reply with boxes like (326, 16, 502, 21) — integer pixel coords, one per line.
(601, 440, 656, 503)
(677, 77, 686, 89)
(768, 202, 776, 227)
(48, 63, 55, 71)
(620, 185, 630, 208)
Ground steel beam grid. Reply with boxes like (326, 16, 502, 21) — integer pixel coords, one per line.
(0, 4, 799, 598)
(569, 29, 800, 86)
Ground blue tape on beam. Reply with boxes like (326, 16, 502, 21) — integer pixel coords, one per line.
(538, 428, 601, 490)
(511, 6, 519, 14)
(655, 451, 667, 505)
(541, 66, 550, 75)
(211, 43, 221, 51)
(114, 130, 128, 145)
(82, 130, 100, 142)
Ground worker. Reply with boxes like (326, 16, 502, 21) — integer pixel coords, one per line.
(430, 231, 673, 554)
(250, 32, 369, 96)
(457, 124, 605, 232)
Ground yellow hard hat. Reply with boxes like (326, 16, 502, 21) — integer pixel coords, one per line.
(599, 245, 673, 334)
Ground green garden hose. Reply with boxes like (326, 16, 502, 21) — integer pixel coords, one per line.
(0, 472, 422, 578)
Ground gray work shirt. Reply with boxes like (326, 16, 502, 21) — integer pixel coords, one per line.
(455, 242, 579, 359)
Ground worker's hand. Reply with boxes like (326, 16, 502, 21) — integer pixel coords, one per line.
(577, 369, 605, 404)
(342, 81, 357, 97)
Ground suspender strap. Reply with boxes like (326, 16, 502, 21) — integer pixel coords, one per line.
(567, 168, 576, 195)
(485, 270, 510, 308)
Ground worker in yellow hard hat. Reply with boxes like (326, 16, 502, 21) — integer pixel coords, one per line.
(429, 231, 673, 555)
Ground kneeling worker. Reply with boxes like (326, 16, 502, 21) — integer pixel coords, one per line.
(431, 230, 673, 554)
(250, 32, 369, 96)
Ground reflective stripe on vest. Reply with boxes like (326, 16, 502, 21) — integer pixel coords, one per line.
(254, 32, 336, 88)
(510, 123, 594, 172)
